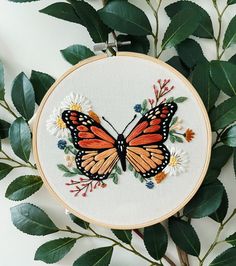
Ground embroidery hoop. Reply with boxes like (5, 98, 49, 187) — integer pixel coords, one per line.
(33, 52, 212, 229)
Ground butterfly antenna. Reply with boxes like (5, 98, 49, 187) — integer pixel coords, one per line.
(122, 114, 137, 134)
(102, 117, 119, 134)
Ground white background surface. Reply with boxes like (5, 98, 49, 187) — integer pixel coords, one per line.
(0, 0, 236, 265)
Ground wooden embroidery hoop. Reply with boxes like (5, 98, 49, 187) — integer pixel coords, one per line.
(33, 52, 212, 229)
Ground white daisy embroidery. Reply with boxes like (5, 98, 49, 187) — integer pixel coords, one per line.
(61, 92, 92, 113)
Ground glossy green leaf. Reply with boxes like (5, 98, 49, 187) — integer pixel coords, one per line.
(0, 119, 10, 139)
(70, 1, 108, 43)
(229, 54, 236, 64)
(60, 45, 95, 65)
(144, 223, 168, 260)
(35, 238, 76, 263)
(221, 125, 236, 147)
(30, 70, 55, 105)
(183, 180, 224, 218)
(11, 72, 35, 120)
(162, 9, 201, 50)
(5, 175, 43, 201)
(226, 233, 236, 246)
(210, 61, 236, 97)
(223, 16, 236, 49)
(0, 61, 4, 100)
(176, 39, 207, 68)
(9, 117, 31, 162)
(169, 217, 200, 256)
(39, 3, 83, 25)
(99, 1, 152, 36)
(210, 96, 236, 131)
(69, 213, 89, 230)
(165, 1, 214, 38)
(166, 56, 190, 78)
(117, 35, 150, 54)
(0, 163, 13, 180)
(10, 203, 58, 235)
(228, 0, 236, 6)
(73, 246, 113, 266)
(111, 229, 132, 244)
(192, 62, 220, 111)
(209, 247, 236, 266)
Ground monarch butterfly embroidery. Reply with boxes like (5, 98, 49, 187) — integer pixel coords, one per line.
(62, 102, 177, 181)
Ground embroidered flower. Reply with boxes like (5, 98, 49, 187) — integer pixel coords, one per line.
(184, 128, 195, 142)
(164, 147, 188, 176)
(154, 172, 167, 184)
(58, 139, 67, 150)
(134, 104, 142, 113)
(46, 107, 68, 138)
(61, 92, 92, 113)
(65, 155, 75, 168)
(146, 180, 154, 189)
(170, 117, 183, 131)
(88, 110, 100, 123)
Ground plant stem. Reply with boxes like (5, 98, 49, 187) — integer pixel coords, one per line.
(0, 100, 18, 119)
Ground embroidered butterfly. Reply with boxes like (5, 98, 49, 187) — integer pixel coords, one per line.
(62, 102, 177, 181)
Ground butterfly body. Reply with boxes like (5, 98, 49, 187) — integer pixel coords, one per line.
(115, 134, 127, 171)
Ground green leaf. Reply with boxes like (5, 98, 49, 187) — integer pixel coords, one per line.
(204, 145, 233, 184)
(30, 70, 55, 105)
(10, 203, 58, 235)
(166, 56, 190, 78)
(9, 117, 31, 162)
(0, 61, 4, 100)
(69, 213, 89, 230)
(116, 35, 150, 54)
(229, 54, 236, 64)
(35, 238, 76, 263)
(11, 72, 35, 120)
(209, 247, 236, 266)
(221, 125, 236, 147)
(144, 223, 168, 260)
(5, 175, 43, 201)
(169, 217, 200, 256)
(165, 1, 214, 39)
(111, 229, 132, 244)
(223, 15, 236, 49)
(39, 3, 83, 24)
(73, 246, 113, 266)
(70, 1, 108, 43)
(0, 163, 13, 180)
(228, 0, 236, 4)
(192, 62, 220, 111)
(210, 60, 236, 97)
(174, 97, 188, 103)
(183, 180, 224, 218)
(60, 44, 95, 65)
(226, 233, 236, 246)
(176, 39, 206, 68)
(99, 1, 152, 36)
(0, 119, 10, 139)
(57, 164, 70, 172)
(210, 96, 236, 131)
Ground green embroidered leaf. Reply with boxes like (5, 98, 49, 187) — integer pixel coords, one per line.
(57, 164, 70, 172)
(144, 223, 168, 260)
(30, 71, 55, 105)
(223, 15, 236, 49)
(117, 35, 150, 54)
(176, 39, 207, 68)
(39, 3, 83, 25)
(221, 125, 236, 147)
(70, 1, 109, 43)
(60, 45, 95, 65)
(210, 61, 236, 97)
(35, 238, 77, 263)
(5, 175, 43, 201)
(98, 1, 152, 36)
(69, 213, 89, 230)
(0, 61, 4, 100)
(0, 163, 13, 180)
(210, 96, 236, 131)
(192, 62, 220, 111)
(183, 180, 224, 218)
(9, 118, 31, 162)
(174, 97, 188, 103)
(73, 246, 113, 266)
(111, 229, 132, 244)
(0, 119, 10, 139)
(209, 247, 236, 266)
(169, 217, 200, 256)
(165, 1, 214, 38)
(166, 56, 190, 78)
(226, 233, 236, 246)
(10, 203, 59, 235)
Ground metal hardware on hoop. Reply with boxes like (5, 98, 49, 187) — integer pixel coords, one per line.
(93, 39, 131, 56)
